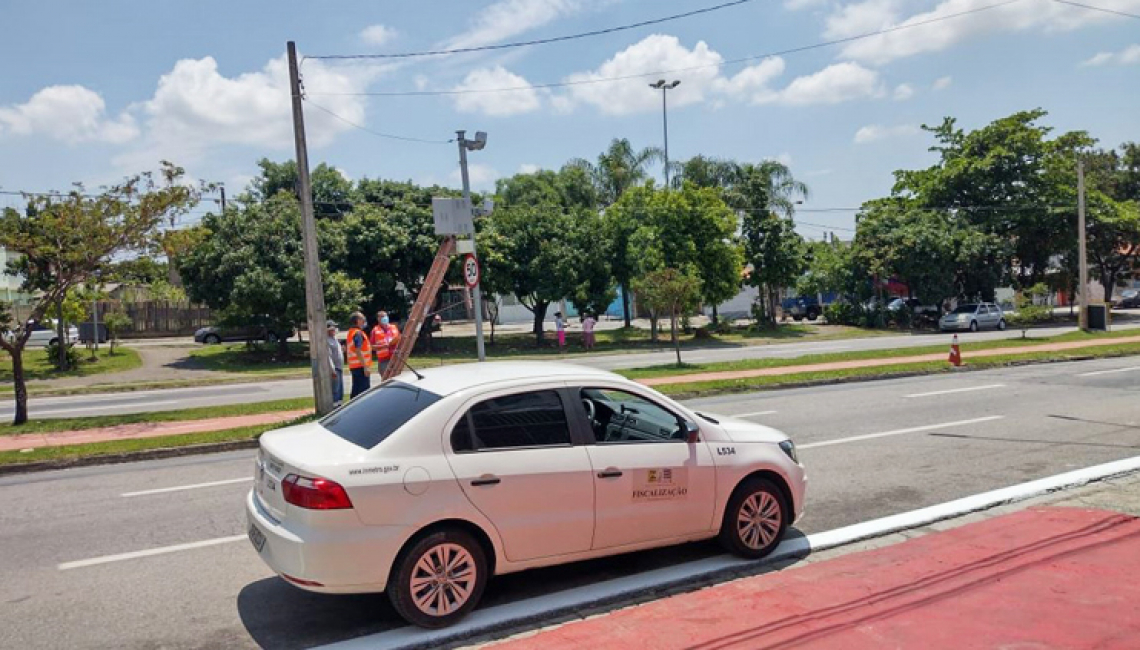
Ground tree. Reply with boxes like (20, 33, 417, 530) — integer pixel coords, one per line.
(103, 311, 132, 353)
(0, 163, 200, 424)
(248, 158, 354, 216)
(724, 160, 811, 219)
(178, 194, 364, 358)
(632, 268, 702, 365)
(1086, 199, 1140, 302)
(742, 211, 805, 327)
(1006, 283, 1053, 338)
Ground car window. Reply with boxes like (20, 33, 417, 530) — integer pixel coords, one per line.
(952, 304, 978, 314)
(320, 381, 442, 449)
(581, 388, 686, 444)
(451, 390, 571, 452)
(978, 305, 990, 315)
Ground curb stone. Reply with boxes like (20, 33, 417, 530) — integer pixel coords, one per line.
(0, 437, 260, 477)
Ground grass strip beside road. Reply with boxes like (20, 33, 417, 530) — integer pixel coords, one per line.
(621, 329, 1140, 380)
(643, 340, 1140, 398)
(0, 347, 142, 386)
(0, 397, 313, 436)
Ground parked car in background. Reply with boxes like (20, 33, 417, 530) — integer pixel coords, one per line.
(939, 302, 1006, 332)
(2, 319, 80, 348)
(194, 324, 293, 345)
(1114, 289, 1140, 309)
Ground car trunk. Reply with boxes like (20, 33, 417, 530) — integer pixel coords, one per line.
(255, 421, 368, 522)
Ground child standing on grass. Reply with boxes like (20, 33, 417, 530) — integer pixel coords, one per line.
(554, 312, 566, 349)
(582, 313, 597, 351)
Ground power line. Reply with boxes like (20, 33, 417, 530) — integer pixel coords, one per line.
(306, 0, 1025, 97)
(1050, 0, 1140, 20)
(303, 99, 454, 144)
(305, 0, 759, 61)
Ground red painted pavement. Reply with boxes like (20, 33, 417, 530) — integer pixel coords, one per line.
(488, 507, 1140, 650)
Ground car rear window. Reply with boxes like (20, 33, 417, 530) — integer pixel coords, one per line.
(952, 304, 978, 314)
(320, 381, 442, 449)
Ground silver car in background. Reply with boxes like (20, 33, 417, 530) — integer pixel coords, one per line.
(940, 302, 1006, 332)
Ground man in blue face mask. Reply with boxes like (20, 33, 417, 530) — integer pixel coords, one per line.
(370, 310, 401, 377)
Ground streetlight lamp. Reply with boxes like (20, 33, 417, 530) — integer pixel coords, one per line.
(649, 79, 681, 188)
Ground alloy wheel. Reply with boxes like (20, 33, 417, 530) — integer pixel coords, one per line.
(409, 543, 477, 618)
(737, 491, 782, 550)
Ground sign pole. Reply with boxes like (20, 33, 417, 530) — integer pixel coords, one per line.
(457, 131, 487, 362)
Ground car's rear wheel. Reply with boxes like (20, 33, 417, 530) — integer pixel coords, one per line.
(719, 478, 788, 559)
(204, 334, 222, 345)
(388, 529, 488, 629)
(969, 321, 979, 332)
(806, 309, 820, 322)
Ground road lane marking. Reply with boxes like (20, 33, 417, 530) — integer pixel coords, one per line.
(799, 416, 1005, 450)
(30, 400, 181, 416)
(58, 534, 246, 570)
(1077, 366, 1140, 378)
(904, 384, 1005, 399)
(729, 410, 778, 418)
(121, 477, 251, 497)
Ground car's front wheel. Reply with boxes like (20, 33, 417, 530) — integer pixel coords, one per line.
(719, 477, 788, 559)
(204, 334, 222, 345)
(388, 529, 488, 629)
(997, 319, 1007, 331)
(969, 320, 979, 332)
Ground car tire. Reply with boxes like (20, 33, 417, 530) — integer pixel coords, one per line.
(49, 338, 59, 346)
(718, 477, 789, 560)
(997, 319, 1006, 331)
(969, 321, 978, 332)
(387, 529, 488, 629)
(204, 334, 222, 345)
(806, 310, 820, 322)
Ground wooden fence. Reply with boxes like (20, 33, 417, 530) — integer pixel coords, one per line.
(11, 301, 214, 338)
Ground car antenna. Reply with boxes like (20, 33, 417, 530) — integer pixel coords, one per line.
(403, 361, 425, 381)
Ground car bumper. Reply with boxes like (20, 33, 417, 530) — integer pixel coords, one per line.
(245, 490, 412, 594)
(940, 321, 970, 331)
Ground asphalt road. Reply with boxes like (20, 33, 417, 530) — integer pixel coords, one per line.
(2, 355, 1139, 649)
(5, 321, 1138, 420)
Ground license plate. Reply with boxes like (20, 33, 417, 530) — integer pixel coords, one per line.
(248, 524, 267, 553)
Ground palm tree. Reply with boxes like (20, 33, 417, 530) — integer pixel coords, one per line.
(727, 160, 811, 218)
(568, 138, 664, 207)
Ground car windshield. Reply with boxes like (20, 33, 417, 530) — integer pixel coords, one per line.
(1125, 290, 1138, 298)
(952, 304, 978, 314)
(320, 381, 442, 449)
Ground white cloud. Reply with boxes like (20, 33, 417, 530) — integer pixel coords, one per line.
(452, 66, 542, 116)
(785, 0, 828, 9)
(518, 163, 541, 174)
(933, 75, 953, 90)
(563, 35, 726, 115)
(893, 83, 915, 101)
(114, 55, 372, 169)
(450, 163, 500, 191)
(836, 0, 1140, 65)
(360, 24, 397, 46)
(716, 57, 787, 101)
(775, 152, 794, 166)
(1083, 44, 1140, 66)
(854, 123, 919, 144)
(445, 0, 583, 50)
(0, 85, 138, 144)
(754, 61, 886, 106)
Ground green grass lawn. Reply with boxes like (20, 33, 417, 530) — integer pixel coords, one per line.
(0, 397, 313, 436)
(620, 329, 1140, 380)
(0, 347, 142, 385)
(189, 342, 312, 375)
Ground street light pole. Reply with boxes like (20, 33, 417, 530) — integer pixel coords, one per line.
(1078, 158, 1089, 332)
(649, 80, 681, 188)
(457, 130, 488, 362)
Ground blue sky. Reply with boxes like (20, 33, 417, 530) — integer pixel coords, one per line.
(1, 0, 1137, 239)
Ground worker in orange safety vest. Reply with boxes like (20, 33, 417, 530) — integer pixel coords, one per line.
(345, 311, 372, 398)
(371, 310, 401, 377)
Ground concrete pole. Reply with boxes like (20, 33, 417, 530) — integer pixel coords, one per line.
(287, 41, 334, 414)
(661, 88, 670, 189)
(1078, 159, 1089, 332)
(457, 131, 486, 362)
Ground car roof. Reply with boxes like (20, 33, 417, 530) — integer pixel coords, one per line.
(389, 361, 620, 396)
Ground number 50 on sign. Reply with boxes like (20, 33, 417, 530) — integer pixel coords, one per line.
(463, 254, 480, 289)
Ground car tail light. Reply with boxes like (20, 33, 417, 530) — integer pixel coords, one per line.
(282, 474, 353, 510)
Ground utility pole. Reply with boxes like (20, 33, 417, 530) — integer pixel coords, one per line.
(219, 185, 227, 212)
(457, 130, 487, 362)
(287, 41, 334, 415)
(1078, 159, 1089, 332)
(650, 80, 680, 188)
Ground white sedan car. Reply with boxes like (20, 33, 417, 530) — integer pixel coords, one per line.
(246, 362, 806, 628)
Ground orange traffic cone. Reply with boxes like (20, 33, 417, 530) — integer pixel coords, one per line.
(948, 334, 962, 367)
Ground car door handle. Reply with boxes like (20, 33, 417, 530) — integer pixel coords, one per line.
(470, 476, 501, 487)
(597, 469, 623, 479)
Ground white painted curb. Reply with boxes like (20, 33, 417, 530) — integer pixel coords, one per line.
(316, 455, 1140, 650)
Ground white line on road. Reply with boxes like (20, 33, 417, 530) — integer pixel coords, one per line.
(904, 384, 1005, 399)
(25, 400, 182, 416)
(1077, 366, 1140, 378)
(799, 416, 1005, 450)
(58, 534, 246, 570)
(729, 410, 778, 418)
(121, 477, 251, 498)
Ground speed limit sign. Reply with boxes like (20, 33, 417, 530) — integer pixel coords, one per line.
(463, 254, 480, 289)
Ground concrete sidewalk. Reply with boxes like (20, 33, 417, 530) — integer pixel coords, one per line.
(0, 409, 310, 452)
(640, 334, 1140, 386)
(477, 472, 1140, 650)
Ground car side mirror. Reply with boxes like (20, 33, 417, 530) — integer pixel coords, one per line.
(683, 420, 700, 444)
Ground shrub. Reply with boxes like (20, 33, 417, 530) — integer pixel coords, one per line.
(45, 341, 82, 370)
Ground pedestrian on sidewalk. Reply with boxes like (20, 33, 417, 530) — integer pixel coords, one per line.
(582, 313, 597, 351)
(326, 320, 344, 407)
(371, 310, 400, 378)
(346, 312, 372, 399)
(555, 311, 566, 350)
